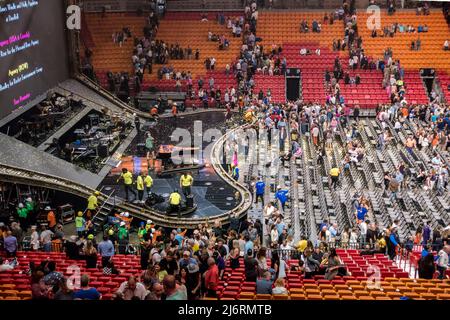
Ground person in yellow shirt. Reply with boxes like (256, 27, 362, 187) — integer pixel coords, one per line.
(296, 236, 308, 253)
(117, 168, 137, 202)
(330, 167, 341, 189)
(168, 189, 182, 216)
(87, 191, 100, 217)
(136, 172, 145, 204)
(144, 172, 153, 197)
(180, 172, 194, 197)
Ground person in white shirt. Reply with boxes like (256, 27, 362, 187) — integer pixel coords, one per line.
(270, 225, 279, 245)
(437, 246, 449, 279)
(0, 257, 17, 272)
(263, 202, 276, 220)
(359, 221, 368, 245)
(329, 223, 338, 243)
(349, 228, 358, 247)
(30, 225, 40, 251)
(272, 278, 288, 295)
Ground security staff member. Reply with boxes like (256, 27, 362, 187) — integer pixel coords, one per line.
(168, 189, 182, 216)
(144, 172, 153, 196)
(87, 191, 100, 218)
(136, 172, 145, 204)
(180, 172, 194, 197)
(330, 167, 341, 189)
(117, 168, 137, 202)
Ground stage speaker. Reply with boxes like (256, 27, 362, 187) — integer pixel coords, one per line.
(186, 195, 194, 208)
(97, 144, 109, 158)
(148, 86, 158, 93)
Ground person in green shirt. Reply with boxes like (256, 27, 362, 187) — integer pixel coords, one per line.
(117, 168, 137, 202)
(87, 191, 100, 217)
(75, 211, 86, 237)
(145, 132, 155, 170)
(179, 172, 194, 197)
(25, 197, 35, 213)
(144, 172, 153, 197)
(168, 189, 182, 217)
(118, 221, 129, 254)
(137, 222, 147, 243)
(17, 203, 29, 231)
(136, 172, 145, 204)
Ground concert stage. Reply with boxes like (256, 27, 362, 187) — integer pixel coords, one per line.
(99, 111, 240, 218)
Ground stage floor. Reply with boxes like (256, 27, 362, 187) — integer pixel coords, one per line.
(100, 111, 240, 218)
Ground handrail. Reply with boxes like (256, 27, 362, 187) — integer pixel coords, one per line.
(211, 124, 254, 220)
(91, 189, 116, 222)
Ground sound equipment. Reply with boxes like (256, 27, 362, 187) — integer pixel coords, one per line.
(97, 144, 109, 158)
(136, 143, 146, 156)
(186, 195, 194, 208)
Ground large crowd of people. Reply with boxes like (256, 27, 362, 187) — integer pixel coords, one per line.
(2, 0, 450, 302)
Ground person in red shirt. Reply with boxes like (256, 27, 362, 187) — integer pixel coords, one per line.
(204, 257, 219, 297)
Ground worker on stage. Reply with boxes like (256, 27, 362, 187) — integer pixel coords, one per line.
(180, 172, 194, 197)
(117, 168, 137, 202)
(145, 132, 155, 170)
(168, 189, 182, 216)
(137, 172, 145, 204)
(144, 172, 153, 197)
(87, 191, 100, 218)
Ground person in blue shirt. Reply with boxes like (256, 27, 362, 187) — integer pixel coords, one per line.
(319, 219, 329, 232)
(275, 186, 289, 211)
(387, 228, 399, 260)
(256, 271, 273, 294)
(244, 236, 254, 257)
(421, 245, 431, 258)
(422, 221, 431, 246)
(98, 236, 115, 267)
(356, 204, 368, 223)
(275, 217, 285, 236)
(73, 275, 101, 300)
(255, 178, 265, 206)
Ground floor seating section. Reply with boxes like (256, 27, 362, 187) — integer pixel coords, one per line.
(1, 250, 449, 300)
